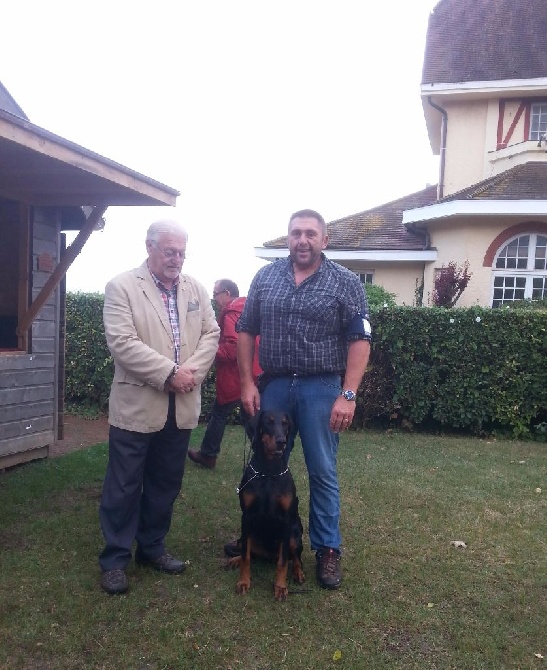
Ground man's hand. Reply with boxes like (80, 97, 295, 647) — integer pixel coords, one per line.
(329, 395, 355, 433)
(168, 366, 198, 394)
(241, 381, 260, 416)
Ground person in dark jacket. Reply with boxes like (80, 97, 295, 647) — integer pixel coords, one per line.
(188, 279, 260, 469)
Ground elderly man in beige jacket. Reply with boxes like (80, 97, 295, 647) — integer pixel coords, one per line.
(98, 219, 219, 595)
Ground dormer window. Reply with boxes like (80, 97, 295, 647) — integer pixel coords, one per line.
(529, 103, 547, 141)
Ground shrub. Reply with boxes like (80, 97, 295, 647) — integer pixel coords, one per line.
(433, 261, 472, 307)
(362, 306, 547, 437)
(65, 292, 112, 410)
(65, 294, 547, 437)
(363, 283, 397, 308)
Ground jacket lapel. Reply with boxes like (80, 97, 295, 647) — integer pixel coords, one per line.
(136, 263, 173, 339)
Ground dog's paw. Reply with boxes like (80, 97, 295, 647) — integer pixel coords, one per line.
(274, 583, 288, 602)
(225, 556, 241, 570)
(236, 579, 250, 595)
(293, 566, 305, 585)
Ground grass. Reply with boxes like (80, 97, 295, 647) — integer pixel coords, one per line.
(0, 427, 545, 670)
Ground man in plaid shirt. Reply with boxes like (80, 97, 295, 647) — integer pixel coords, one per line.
(230, 209, 371, 590)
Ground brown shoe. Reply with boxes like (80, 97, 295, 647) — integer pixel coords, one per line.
(188, 449, 216, 469)
(315, 548, 342, 590)
(101, 569, 128, 595)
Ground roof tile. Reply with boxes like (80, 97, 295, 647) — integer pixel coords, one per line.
(422, 0, 547, 84)
(264, 186, 438, 250)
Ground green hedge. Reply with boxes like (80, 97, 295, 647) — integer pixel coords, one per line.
(361, 306, 547, 438)
(65, 293, 112, 410)
(65, 293, 547, 438)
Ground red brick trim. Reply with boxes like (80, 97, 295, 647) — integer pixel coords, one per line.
(483, 222, 547, 267)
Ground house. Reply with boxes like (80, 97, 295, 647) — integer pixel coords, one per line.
(0, 81, 179, 469)
(256, 0, 547, 308)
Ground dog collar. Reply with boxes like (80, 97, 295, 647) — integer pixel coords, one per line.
(236, 463, 290, 494)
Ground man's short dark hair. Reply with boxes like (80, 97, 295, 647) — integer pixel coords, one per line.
(288, 209, 326, 235)
(216, 279, 239, 297)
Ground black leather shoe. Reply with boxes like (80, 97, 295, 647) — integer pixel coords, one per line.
(315, 548, 342, 590)
(101, 569, 128, 595)
(188, 449, 216, 469)
(135, 552, 186, 574)
(223, 538, 242, 558)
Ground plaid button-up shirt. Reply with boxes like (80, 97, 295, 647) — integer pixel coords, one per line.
(149, 270, 181, 364)
(237, 255, 371, 375)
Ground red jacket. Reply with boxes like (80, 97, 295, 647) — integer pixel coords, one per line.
(215, 297, 261, 405)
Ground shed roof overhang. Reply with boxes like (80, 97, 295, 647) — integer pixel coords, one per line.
(0, 108, 179, 218)
(0, 108, 180, 337)
(255, 248, 438, 262)
(403, 199, 547, 227)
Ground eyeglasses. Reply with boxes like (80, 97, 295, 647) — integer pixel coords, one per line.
(213, 289, 228, 297)
(152, 241, 186, 259)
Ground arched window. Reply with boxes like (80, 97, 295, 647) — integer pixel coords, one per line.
(491, 233, 547, 307)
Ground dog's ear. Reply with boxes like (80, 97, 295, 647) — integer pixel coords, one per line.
(284, 412, 292, 434)
(249, 410, 262, 442)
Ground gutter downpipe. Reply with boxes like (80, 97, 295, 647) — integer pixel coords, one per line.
(427, 95, 447, 201)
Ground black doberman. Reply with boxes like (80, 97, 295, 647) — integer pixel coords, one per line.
(230, 410, 305, 601)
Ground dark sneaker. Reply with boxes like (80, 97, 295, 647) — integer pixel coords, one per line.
(101, 569, 128, 595)
(188, 449, 217, 469)
(135, 552, 186, 574)
(315, 547, 342, 590)
(223, 538, 242, 558)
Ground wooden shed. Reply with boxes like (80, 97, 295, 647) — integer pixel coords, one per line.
(0, 82, 179, 469)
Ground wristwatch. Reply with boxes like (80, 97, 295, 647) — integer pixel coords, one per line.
(341, 389, 356, 401)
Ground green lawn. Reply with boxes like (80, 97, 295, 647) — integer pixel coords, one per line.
(0, 427, 545, 669)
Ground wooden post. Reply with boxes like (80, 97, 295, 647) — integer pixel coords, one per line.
(17, 204, 108, 336)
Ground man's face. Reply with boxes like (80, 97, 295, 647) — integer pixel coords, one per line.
(212, 282, 231, 309)
(288, 216, 328, 271)
(146, 231, 186, 285)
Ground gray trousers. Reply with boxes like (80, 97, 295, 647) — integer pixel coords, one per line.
(99, 394, 191, 571)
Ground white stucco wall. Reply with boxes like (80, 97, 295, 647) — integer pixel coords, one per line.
(443, 100, 489, 195)
(345, 263, 425, 306)
(423, 220, 514, 307)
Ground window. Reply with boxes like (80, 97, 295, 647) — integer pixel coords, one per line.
(529, 103, 547, 141)
(358, 272, 374, 284)
(492, 233, 547, 306)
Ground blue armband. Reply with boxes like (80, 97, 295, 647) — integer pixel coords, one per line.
(346, 313, 372, 341)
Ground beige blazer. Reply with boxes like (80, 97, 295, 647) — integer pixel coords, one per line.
(103, 262, 220, 432)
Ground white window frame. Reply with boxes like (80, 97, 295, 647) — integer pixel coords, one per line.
(491, 232, 547, 307)
(357, 271, 374, 284)
(529, 102, 547, 141)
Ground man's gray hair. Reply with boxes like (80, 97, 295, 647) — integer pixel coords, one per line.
(146, 219, 189, 243)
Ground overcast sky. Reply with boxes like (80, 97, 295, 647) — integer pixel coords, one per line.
(2, 0, 439, 295)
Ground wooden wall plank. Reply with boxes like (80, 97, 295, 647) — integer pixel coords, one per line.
(1, 415, 53, 439)
(0, 368, 54, 389)
(0, 399, 53, 423)
(1, 385, 54, 405)
(0, 353, 55, 371)
(0, 430, 54, 457)
(32, 321, 56, 338)
(0, 446, 48, 469)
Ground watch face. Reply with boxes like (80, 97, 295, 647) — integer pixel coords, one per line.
(343, 390, 356, 401)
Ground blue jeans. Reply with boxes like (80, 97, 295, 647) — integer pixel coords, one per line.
(261, 373, 342, 552)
